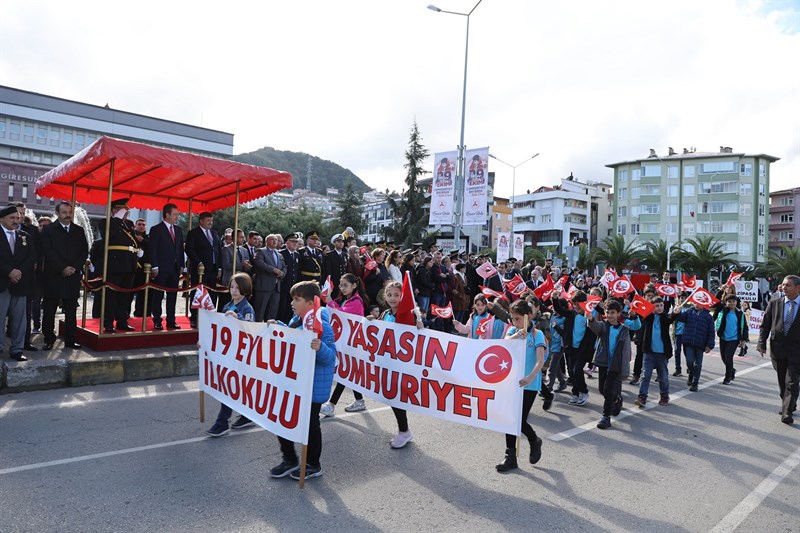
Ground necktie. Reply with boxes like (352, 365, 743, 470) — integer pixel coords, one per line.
(273, 250, 278, 264)
(785, 300, 796, 336)
(6, 230, 14, 253)
(206, 229, 215, 263)
(63, 224, 69, 233)
(169, 225, 175, 242)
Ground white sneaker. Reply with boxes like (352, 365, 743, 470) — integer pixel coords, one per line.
(390, 431, 413, 449)
(568, 395, 579, 405)
(320, 402, 335, 417)
(576, 392, 589, 406)
(344, 398, 366, 412)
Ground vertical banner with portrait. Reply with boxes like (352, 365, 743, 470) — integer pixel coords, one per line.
(462, 147, 489, 226)
(496, 232, 511, 263)
(429, 150, 457, 226)
(513, 233, 525, 262)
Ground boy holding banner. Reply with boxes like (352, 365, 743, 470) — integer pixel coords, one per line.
(269, 281, 336, 481)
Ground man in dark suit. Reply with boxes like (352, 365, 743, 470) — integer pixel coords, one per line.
(278, 232, 300, 323)
(324, 233, 348, 300)
(14, 203, 41, 351)
(40, 202, 88, 350)
(1, 205, 36, 360)
(148, 203, 185, 330)
(758, 275, 800, 425)
(185, 211, 222, 328)
(99, 199, 140, 333)
(253, 233, 286, 321)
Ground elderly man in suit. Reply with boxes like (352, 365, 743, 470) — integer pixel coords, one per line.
(40, 202, 88, 350)
(758, 275, 800, 425)
(253, 233, 286, 322)
(1, 205, 36, 361)
(185, 211, 222, 328)
(148, 203, 185, 330)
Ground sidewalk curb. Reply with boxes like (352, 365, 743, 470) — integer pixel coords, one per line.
(1, 350, 199, 393)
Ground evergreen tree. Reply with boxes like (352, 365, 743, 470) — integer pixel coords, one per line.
(388, 121, 430, 247)
(333, 181, 367, 235)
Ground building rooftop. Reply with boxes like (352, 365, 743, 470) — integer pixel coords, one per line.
(606, 147, 780, 168)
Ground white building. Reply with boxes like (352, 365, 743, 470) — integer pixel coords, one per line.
(362, 193, 400, 243)
(512, 176, 612, 253)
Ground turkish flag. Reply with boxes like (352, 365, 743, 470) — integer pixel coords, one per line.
(686, 287, 719, 308)
(191, 284, 215, 310)
(562, 285, 579, 301)
(303, 296, 324, 338)
(555, 275, 569, 290)
(364, 259, 378, 272)
(320, 275, 332, 303)
(476, 262, 498, 279)
(579, 295, 603, 315)
(504, 274, 528, 296)
(476, 315, 492, 337)
(609, 276, 635, 298)
(533, 274, 555, 300)
(655, 283, 678, 298)
(431, 303, 454, 319)
(395, 271, 417, 325)
(682, 274, 697, 290)
(726, 272, 743, 287)
(630, 294, 655, 318)
(480, 286, 507, 300)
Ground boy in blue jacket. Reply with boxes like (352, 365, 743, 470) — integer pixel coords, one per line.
(673, 299, 715, 391)
(269, 281, 336, 481)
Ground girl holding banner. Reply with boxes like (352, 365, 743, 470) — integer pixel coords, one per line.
(206, 273, 256, 437)
(496, 299, 546, 472)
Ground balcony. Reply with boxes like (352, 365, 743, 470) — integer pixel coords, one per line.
(769, 204, 794, 213)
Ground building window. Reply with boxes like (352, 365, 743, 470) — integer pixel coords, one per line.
(666, 222, 678, 235)
(23, 124, 34, 142)
(541, 214, 552, 223)
(632, 169, 641, 181)
(721, 241, 737, 253)
(760, 164, 766, 177)
(9, 121, 21, 140)
(0, 119, 6, 138)
(779, 231, 794, 241)
(700, 161, 736, 174)
(683, 184, 695, 196)
(683, 223, 696, 237)
(618, 188, 628, 200)
(642, 223, 659, 234)
(780, 196, 794, 206)
(739, 203, 752, 216)
(618, 206, 627, 217)
(642, 164, 661, 177)
(49, 129, 60, 146)
(740, 183, 752, 196)
(7, 184, 14, 201)
(63, 131, 73, 148)
(619, 169, 628, 183)
(641, 185, 660, 196)
(780, 214, 794, 223)
(758, 224, 765, 237)
(632, 187, 640, 199)
(711, 181, 737, 194)
(684, 165, 696, 178)
(758, 243, 765, 256)
(739, 223, 751, 236)
(641, 203, 660, 215)
(740, 163, 752, 176)
(667, 185, 678, 197)
(683, 203, 695, 217)
(617, 224, 627, 235)
(668, 166, 679, 179)
(630, 223, 640, 235)
(668, 204, 678, 217)
(759, 204, 765, 217)
(75, 133, 85, 148)
(22, 184, 28, 201)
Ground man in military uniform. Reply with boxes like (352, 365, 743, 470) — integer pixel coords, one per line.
(297, 230, 324, 284)
(132, 218, 149, 318)
(324, 233, 348, 300)
(278, 232, 301, 323)
(100, 199, 140, 332)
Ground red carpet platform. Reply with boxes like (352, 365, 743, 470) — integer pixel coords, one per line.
(62, 316, 197, 352)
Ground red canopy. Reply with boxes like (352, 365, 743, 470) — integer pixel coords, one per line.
(34, 136, 292, 212)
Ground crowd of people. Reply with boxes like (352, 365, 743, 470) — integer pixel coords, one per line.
(2, 199, 797, 480)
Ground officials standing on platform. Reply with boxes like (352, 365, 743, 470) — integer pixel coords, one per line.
(148, 203, 185, 330)
(278, 232, 300, 323)
(40, 202, 88, 350)
(186, 211, 222, 328)
(1, 205, 36, 361)
(100, 199, 140, 333)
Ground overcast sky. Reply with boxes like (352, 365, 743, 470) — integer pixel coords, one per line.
(2, 0, 798, 197)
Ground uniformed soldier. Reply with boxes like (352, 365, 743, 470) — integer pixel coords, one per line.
(297, 230, 324, 283)
(324, 233, 348, 300)
(101, 199, 140, 332)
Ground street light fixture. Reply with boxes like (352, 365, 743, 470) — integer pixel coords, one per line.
(428, 0, 484, 251)
(489, 153, 539, 236)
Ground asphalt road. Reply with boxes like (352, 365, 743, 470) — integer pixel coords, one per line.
(1, 347, 798, 533)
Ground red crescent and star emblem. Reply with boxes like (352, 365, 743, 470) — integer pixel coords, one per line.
(474, 346, 513, 384)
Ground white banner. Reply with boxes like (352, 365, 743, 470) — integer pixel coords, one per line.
(735, 280, 759, 302)
(462, 147, 489, 226)
(198, 309, 316, 444)
(328, 309, 525, 435)
(429, 151, 457, 225)
(749, 309, 764, 337)
(513, 233, 525, 262)
(496, 232, 511, 263)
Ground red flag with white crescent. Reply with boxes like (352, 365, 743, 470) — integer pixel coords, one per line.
(476, 315, 492, 337)
(600, 268, 618, 288)
(533, 274, 555, 300)
(579, 295, 603, 315)
(303, 296, 324, 338)
(504, 274, 528, 296)
(682, 274, 697, 290)
(630, 294, 655, 318)
(320, 275, 332, 303)
(686, 287, 719, 308)
(395, 271, 417, 325)
(609, 276, 635, 298)
(431, 303, 454, 319)
(191, 284, 215, 310)
(726, 272, 743, 287)
(480, 285, 507, 300)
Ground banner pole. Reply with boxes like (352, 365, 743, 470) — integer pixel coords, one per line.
(298, 444, 308, 489)
(518, 314, 528, 459)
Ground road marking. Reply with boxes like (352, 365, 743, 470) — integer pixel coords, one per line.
(0, 381, 199, 416)
(709, 444, 800, 533)
(0, 406, 391, 476)
(549, 361, 773, 442)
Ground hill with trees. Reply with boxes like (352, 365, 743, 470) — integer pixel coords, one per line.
(233, 146, 371, 195)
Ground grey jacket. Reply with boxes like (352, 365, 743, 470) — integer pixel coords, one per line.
(588, 318, 640, 376)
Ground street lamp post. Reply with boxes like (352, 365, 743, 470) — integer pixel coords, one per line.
(489, 153, 540, 236)
(428, 1, 483, 250)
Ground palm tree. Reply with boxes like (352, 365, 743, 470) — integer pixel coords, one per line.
(593, 234, 642, 272)
(673, 235, 737, 284)
(576, 243, 597, 272)
(639, 239, 680, 274)
(765, 245, 800, 280)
